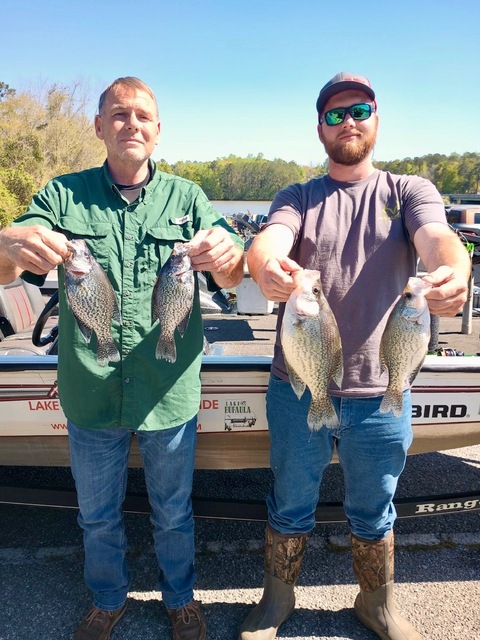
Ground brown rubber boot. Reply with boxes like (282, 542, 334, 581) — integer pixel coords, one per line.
(238, 524, 308, 640)
(350, 531, 424, 640)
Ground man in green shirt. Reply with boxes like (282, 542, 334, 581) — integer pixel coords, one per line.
(0, 76, 244, 640)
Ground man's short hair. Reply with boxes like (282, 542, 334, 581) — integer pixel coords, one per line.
(98, 77, 159, 118)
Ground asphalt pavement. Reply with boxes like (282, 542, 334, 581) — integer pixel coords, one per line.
(204, 301, 480, 358)
(1, 447, 479, 640)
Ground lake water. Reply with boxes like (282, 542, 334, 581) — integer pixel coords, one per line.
(211, 200, 271, 216)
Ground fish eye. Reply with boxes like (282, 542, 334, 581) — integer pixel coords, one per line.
(312, 286, 320, 296)
(404, 292, 413, 300)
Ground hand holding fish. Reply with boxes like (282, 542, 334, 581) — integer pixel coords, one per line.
(186, 227, 238, 269)
(422, 266, 469, 317)
(413, 223, 470, 317)
(0, 225, 70, 279)
(246, 223, 300, 301)
(187, 227, 244, 288)
(255, 256, 302, 302)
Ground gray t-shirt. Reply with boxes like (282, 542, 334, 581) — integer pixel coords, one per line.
(268, 169, 446, 396)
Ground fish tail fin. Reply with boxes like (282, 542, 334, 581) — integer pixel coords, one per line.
(97, 339, 120, 367)
(379, 388, 403, 417)
(308, 396, 338, 431)
(155, 334, 177, 363)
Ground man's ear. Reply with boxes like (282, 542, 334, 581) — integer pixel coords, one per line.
(317, 123, 324, 144)
(94, 114, 104, 141)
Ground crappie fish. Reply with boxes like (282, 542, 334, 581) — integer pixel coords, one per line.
(281, 269, 343, 430)
(152, 242, 195, 363)
(64, 239, 121, 366)
(379, 277, 432, 417)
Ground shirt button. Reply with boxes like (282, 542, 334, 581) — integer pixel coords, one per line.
(124, 320, 131, 327)
(125, 378, 130, 384)
(124, 291, 131, 297)
(123, 349, 130, 355)
(125, 261, 132, 268)
(125, 234, 133, 240)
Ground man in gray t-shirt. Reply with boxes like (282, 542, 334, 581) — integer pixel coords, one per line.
(239, 73, 470, 640)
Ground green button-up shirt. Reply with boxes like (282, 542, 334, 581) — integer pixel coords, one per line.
(15, 161, 243, 431)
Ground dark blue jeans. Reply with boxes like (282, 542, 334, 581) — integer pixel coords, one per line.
(266, 375, 413, 540)
(68, 418, 197, 610)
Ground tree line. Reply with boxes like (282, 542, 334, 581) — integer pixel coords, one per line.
(163, 153, 480, 201)
(374, 153, 480, 196)
(157, 155, 316, 201)
(1, 80, 479, 228)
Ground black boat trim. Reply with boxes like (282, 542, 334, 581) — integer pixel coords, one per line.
(0, 486, 478, 522)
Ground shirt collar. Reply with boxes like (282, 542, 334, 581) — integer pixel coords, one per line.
(102, 159, 158, 201)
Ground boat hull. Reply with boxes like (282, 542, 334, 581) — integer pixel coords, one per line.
(1, 355, 479, 469)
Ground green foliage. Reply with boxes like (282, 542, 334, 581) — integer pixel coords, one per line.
(160, 152, 480, 200)
(0, 133, 43, 176)
(160, 154, 323, 200)
(374, 152, 480, 196)
(156, 160, 174, 174)
(0, 179, 21, 228)
(1, 167, 37, 207)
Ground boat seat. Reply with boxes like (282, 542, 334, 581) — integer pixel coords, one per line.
(0, 278, 58, 355)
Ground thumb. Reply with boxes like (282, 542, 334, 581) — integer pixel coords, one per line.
(279, 257, 302, 275)
(422, 266, 454, 287)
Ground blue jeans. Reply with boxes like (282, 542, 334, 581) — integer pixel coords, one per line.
(266, 375, 413, 540)
(68, 418, 197, 610)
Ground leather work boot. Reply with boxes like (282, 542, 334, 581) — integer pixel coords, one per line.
(167, 600, 206, 640)
(74, 602, 127, 640)
(238, 524, 308, 640)
(350, 531, 424, 640)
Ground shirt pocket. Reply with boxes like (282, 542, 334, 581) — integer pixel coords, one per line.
(56, 217, 113, 272)
(143, 223, 195, 281)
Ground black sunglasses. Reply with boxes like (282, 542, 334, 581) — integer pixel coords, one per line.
(319, 103, 375, 126)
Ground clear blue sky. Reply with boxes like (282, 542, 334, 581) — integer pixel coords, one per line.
(2, 0, 479, 167)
